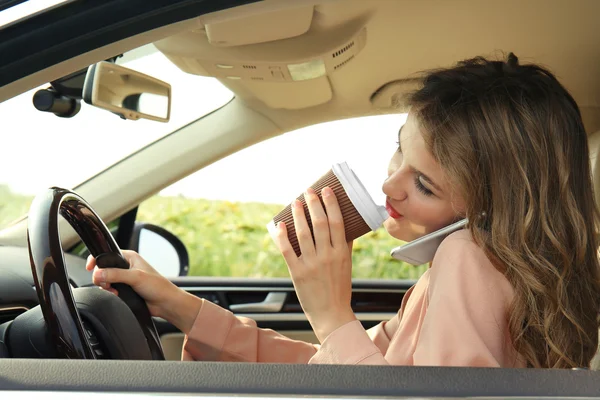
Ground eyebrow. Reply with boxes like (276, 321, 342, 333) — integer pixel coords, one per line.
(398, 124, 443, 193)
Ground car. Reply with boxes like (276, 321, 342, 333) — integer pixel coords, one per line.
(0, 0, 599, 398)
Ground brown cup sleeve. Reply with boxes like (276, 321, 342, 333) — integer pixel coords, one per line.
(271, 169, 371, 257)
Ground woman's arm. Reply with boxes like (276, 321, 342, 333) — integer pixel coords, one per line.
(87, 251, 321, 363)
(183, 297, 399, 364)
(181, 298, 320, 363)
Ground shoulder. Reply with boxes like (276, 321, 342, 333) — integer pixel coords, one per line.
(429, 229, 514, 301)
(431, 229, 486, 268)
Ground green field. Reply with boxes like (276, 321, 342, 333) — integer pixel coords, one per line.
(137, 196, 426, 279)
(0, 185, 427, 279)
(0, 185, 32, 228)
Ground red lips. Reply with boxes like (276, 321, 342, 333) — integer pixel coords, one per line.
(385, 200, 403, 219)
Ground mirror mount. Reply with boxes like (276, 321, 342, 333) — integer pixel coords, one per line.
(32, 87, 81, 118)
(129, 222, 189, 277)
(83, 61, 171, 122)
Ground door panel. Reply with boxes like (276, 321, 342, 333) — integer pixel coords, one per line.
(3, 358, 599, 398)
(158, 277, 414, 360)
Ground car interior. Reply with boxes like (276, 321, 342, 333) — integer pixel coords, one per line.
(0, 0, 600, 398)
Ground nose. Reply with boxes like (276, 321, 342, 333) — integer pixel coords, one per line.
(382, 153, 408, 200)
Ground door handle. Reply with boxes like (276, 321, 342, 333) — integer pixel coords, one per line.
(229, 292, 287, 313)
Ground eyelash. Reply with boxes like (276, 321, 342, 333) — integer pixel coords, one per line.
(396, 140, 434, 197)
(414, 176, 434, 196)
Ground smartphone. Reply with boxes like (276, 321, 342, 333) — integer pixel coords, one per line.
(390, 218, 468, 265)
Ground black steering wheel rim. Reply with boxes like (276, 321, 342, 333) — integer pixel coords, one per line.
(26, 187, 164, 360)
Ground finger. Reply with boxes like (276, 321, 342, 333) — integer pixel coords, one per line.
(85, 255, 96, 271)
(92, 271, 107, 288)
(92, 266, 139, 287)
(97, 282, 108, 289)
(304, 187, 331, 253)
(292, 198, 316, 258)
(321, 186, 346, 248)
(273, 221, 300, 268)
(98, 284, 119, 296)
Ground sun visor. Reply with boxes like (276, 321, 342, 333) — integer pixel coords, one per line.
(204, 6, 314, 47)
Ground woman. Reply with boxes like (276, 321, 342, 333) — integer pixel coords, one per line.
(87, 53, 600, 368)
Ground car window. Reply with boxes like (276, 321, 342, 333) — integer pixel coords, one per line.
(137, 114, 429, 280)
(0, 43, 234, 230)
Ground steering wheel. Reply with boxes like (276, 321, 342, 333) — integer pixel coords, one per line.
(25, 187, 165, 360)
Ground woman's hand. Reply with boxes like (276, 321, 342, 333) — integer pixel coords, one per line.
(274, 186, 356, 343)
(86, 250, 202, 334)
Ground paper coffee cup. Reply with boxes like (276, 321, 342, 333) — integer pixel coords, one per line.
(267, 162, 389, 257)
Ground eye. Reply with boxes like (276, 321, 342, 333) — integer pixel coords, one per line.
(414, 176, 434, 197)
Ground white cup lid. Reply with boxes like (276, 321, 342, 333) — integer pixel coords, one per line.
(332, 162, 389, 231)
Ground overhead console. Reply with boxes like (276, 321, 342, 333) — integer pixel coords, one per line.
(203, 4, 316, 47)
(154, 1, 373, 109)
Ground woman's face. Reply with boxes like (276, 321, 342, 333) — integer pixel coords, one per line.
(382, 112, 466, 242)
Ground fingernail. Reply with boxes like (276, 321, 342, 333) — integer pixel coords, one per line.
(306, 187, 316, 195)
(292, 200, 301, 209)
(322, 187, 333, 197)
(99, 269, 107, 282)
(278, 221, 285, 230)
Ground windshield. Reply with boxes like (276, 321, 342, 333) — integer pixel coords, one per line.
(0, 44, 233, 229)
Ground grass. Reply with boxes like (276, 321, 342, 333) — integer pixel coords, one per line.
(0, 185, 427, 279)
(0, 185, 32, 228)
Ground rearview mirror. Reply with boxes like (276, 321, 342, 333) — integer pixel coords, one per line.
(83, 61, 171, 122)
(129, 223, 189, 277)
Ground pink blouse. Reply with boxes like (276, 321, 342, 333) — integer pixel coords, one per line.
(182, 230, 525, 367)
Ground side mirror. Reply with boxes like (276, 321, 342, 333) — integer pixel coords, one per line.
(83, 61, 171, 122)
(129, 223, 189, 277)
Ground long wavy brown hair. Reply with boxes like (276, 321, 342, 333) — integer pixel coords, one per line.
(407, 53, 600, 368)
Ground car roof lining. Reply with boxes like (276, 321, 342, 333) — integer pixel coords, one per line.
(154, 0, 600, 133)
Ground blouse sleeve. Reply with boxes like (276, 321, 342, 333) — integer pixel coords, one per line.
(183, 297, 401, 365)
(182, 299, 319, 363)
